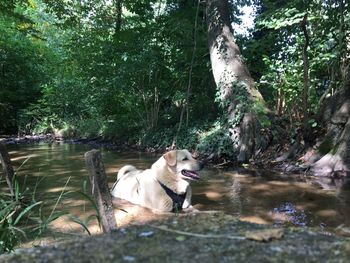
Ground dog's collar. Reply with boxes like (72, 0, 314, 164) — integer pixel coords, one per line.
(157, 180, 186, 212)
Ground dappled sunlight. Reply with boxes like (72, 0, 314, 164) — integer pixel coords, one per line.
(268, 181, 291, 186)
(3, 142, 350, 243)
(2, 143, 174, 242)
(113, 198, 169, 227)
(10, 154, 40, 161)
(315, 209, 338, 217)
(39, 199, 174, 243)
(49, 216, 94, 234)
(46, 186, 77, 194)
(205, 191, 224, 201)
(239, 216, 270, 225)
(293, 202, 319, 211)
(199, 169, 350, 229)
(250, 183, 273, 191)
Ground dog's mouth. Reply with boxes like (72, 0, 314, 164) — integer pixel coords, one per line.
(181, 170, 200, 180)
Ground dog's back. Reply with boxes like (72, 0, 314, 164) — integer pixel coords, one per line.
(117, 165, 137, 179)
(111, 165, 143, 204)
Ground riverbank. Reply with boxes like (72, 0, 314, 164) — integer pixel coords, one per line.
(0, 134, 305, 171)
(1, 134, 348, 182)
(1, 212, 349, 263)
(0, 135, 142, 152)
(0, 134, 55, 144)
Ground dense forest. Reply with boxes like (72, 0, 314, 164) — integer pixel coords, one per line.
(1, 0, 350, 257)
(1, 0, 349, 174)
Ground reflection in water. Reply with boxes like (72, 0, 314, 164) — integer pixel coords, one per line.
(193, 169, 350, 231)
(270, 202, 307, 227)
(2, 143, 350, 237)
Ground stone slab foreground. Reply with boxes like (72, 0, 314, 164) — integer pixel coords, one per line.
(1, 213, 350, 263)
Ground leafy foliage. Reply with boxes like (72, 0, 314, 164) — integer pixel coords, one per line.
(16, 0, 218, 146)
(0, 0, 349, 155)
(0, 1, 55, 133)
(246, 0, 349, 127)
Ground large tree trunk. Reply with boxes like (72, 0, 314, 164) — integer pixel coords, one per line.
(206, 0, 268, 162)
(311, 71, 350, 176)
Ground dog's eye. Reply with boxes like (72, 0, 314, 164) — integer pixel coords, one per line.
(182, 157, 188, 161)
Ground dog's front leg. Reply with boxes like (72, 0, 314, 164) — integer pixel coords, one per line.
(182, 187, 192, 210)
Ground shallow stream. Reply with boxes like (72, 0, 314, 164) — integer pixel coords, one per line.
(4, 142, 350, 236)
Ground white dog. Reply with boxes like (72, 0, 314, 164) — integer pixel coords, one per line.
(111, 149, 202, 212)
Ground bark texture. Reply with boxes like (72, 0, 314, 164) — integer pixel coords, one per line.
(0, 142, 14, 196)
(85, 149, 117, 233)
(206, 0, 267, 162)
(300, 13, 310, 132)
(311, 72, 350, 176)
(114, 0, 122, 32)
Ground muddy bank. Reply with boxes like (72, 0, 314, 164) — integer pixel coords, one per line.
(0, 135, 55, 144)
(0, 135, 142, 153)
(0, 134, 346, 178)
(0, 135, 302, 169)
(1, 213, 349, 263)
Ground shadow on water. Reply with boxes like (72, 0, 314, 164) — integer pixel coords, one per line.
(194, 169, 350, 231)
(1, 142, 166, 241)
(1, 142, 350, 244)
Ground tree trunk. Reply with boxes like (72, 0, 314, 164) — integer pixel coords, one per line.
(114, 0, 122, 33)
(206, 0, 268, 162)
(311, 71, 350, 176)
(0, 142, 15, 196)
(84, 149, 117, 233)
(300, 13, 310, 136)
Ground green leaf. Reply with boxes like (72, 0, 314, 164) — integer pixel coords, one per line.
(13, 201, 43, 226)
(68, 215, 91, 235)
(45, 211, 69, 225)
(175, 236, 186, 241)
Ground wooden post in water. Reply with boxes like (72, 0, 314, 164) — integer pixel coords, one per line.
(0, 142, 15, 196)
(84, 149, 117, 233)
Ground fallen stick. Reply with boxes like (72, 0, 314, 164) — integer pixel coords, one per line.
(139, 224, 246, 240)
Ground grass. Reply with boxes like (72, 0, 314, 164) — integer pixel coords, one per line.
(64, 179, 101, 235)
(0, 175, 42, 253)
(0, 166, 72, 254)
(0, 152, 106, 254)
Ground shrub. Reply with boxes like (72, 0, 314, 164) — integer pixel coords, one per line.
(196, 120, 236, 159)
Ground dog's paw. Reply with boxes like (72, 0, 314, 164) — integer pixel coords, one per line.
(182, 206, 199, 213)
(151, 209, 174, 215)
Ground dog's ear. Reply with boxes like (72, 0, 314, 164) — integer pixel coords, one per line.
(163, 151, 177, 167)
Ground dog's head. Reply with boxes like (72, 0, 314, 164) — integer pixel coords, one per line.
(162, 149, 203, 181)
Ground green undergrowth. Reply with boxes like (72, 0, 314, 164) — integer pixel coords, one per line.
(22, 116, 240, 159)
(139, 120, 237, 159)
(0, 169, 97, 254)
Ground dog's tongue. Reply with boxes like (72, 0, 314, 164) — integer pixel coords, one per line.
(182, 170, 200, 180)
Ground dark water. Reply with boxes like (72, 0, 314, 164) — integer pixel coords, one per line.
(3, 142, 350, 233)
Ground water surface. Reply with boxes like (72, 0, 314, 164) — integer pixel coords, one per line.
(3, 143, 350, 235)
